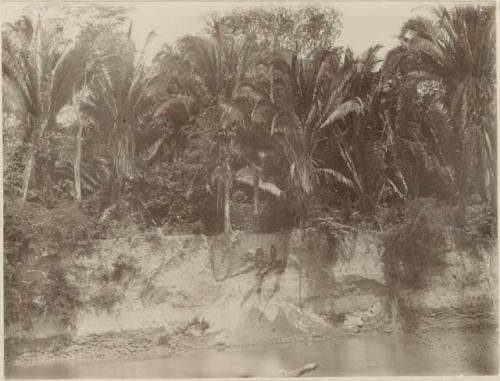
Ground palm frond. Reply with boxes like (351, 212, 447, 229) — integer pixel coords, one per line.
(315, 167, 354, 189)
(319, 98, 364, 131)
(235, 166, 282, 197)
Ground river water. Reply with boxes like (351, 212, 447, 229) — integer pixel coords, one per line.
(6, 327, 498, 378)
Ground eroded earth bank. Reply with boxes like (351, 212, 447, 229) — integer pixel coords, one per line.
(5, 226, 497, 375)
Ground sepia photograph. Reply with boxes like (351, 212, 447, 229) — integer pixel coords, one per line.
(1, 0, 498, 378)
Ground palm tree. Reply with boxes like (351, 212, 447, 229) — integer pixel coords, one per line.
(176, 19, 255, 233)
(374, 68, 458, 204)
(325, 46, 415, 212)
(235, 48, 371, 220)
(385, 5, 496, 203)
(321, 45, 453, 211)
(148, 46, 203, 164)
(69, 27, 107, 201)
(2, 16, 87, 201)
(82, 24, 156, 182)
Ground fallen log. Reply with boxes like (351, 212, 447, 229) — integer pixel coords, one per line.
(281, 363, 319, 377)
(238, 363, 319, 378)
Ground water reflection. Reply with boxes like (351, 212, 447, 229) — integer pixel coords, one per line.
(6, 328, 498, 379)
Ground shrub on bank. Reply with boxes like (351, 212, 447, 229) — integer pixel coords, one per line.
(230, 192, 296, 233)
(4, 200, 96, 330)
(383, 210, 449, 289)
(459, 196, 496, 250)
(382, 197, 496, 289)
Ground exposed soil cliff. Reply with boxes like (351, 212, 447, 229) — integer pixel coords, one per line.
(6, 227, 496, 366)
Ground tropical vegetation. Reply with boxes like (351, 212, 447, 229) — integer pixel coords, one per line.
(3, 4, 496, 328)
(4, 4, 495, 228)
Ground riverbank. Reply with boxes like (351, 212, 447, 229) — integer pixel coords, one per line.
(6, 311, 393, 368)
(6, 324, 215, 367)
(5, 226, 496, 370)
(6, 325, 498, 378)
(4, 329, 323, 368)
(8, 314, 497, 370)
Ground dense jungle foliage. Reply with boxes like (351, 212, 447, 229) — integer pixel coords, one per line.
(2, 4, 497, 328)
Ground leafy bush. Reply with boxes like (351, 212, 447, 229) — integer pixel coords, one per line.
(95, 161, 215, 235)
(230, 193, 297, 233)
(88, 256, 139, 311)
(257, 199, 297, 232)
(4, 251, 82, 330)
(4, 199, 98, 244)
(90, 286, 123, 312)
(4, 200, 95, 330)
(231, 200, 258, 232)
(383, 199, 450, 289)
(43, 268, 82, 326)
(460, 196, 496, 249)
(3, 131, 24, 199)
(382, 196, 496, 291)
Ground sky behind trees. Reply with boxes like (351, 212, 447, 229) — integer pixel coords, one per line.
(1, 1, 436, 58)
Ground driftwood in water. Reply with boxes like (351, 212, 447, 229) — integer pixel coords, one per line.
(281, 363, 319, 377)
(238, 363, 319, 378)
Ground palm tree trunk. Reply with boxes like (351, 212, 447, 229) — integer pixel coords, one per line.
(456, 178, 469, 226)
(298, 266, 303, 311)
(21, 116, 44, 202)
(390, 279, 402, 334)
(73, 100, 84, 201)
(114, 121, 135, 179)
(22, 114, 35, 146)
(253, 167, 260, 215)
(390, 293, 401, 334)
(41, 163, 55, 203)
(224, 183, 231, 233)
(74, 122, 83, 201)
(224, 157, 232, 233)
(21, 146, 35, 202)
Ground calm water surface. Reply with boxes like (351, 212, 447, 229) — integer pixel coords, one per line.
(6, 328, 498, 378)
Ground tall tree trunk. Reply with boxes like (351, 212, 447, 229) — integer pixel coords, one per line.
(224, 157, 232, 233)
(390, 293, 401, 334)
(456, 179, 469, 227)
(21, 116, 44, 202)
(114, 121, 135, 179)
(21, 146, 35, 202)
(298, 266, 303, 311)
(253, 166, 260, 215)
(74, 102, 84, 201)
(21, 116, 33, 202)
(41, 162, 55, 204)
(390, 279, 402, 334)
(74, 123, 83, 201)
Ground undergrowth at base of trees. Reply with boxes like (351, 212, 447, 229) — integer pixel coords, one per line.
(382, 197, 496, 290)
